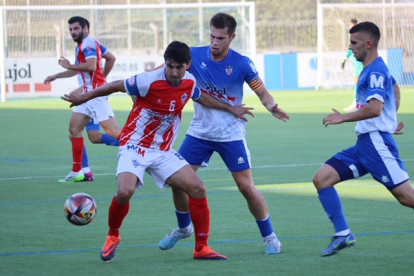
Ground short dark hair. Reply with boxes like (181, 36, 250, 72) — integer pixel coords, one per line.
(68, 16, 86, 28)
(164, 41, 191, 64)
(350, 21, 381, 46)
(350, 18, 358, 25)
(84, 18, 90, 30)
(210, 13, 237, 36)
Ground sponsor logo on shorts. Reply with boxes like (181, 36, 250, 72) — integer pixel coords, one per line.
(381, 175, 390, 183)
(237, 157, 245, 164)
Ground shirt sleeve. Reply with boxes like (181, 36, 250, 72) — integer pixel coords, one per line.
(100, 44, 108, 55)
(124, 75, 140, 96)
(81, 39, 97, 59)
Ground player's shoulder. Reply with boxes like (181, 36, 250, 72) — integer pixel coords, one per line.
(80, 36, 97, 49)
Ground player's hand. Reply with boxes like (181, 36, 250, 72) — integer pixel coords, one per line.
(61, 92, 89, 107)
(270, 104, 290, 122)
(323, 108, 343, 127)
(341, 59, 347, 70)
(58, 56, 71, 69)
(394, 121, 405, 135)
(44, 75, 56, 84)
(229, 104, 254, 122)
(69, 87, 83, 97)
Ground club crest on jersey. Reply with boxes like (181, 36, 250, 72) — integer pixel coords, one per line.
(200, 62, 207, 69)
(225, 65, 233, 75)
(127, 76, 135, 86)
(181, 94, 188, 103)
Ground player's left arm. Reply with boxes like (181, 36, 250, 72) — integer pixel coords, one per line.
(102, 51, 116, 78)
(58, 56, 97, 72)
(195, 91, 254, 122)
(253, 84, 289, 122)
(323, 98, 383, 127)
(394, 81, 401, 111)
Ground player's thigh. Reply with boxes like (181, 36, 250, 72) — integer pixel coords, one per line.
(100, 117, 120, 138)
(167, 165, 205, 199)
(116, 172, 140, 202)
(116, 146, 149, 190)
(178, 135, 214, 166)
(69, 112, 91, 136)
(216, 138, 251, 172)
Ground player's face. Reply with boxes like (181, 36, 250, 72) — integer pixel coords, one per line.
(165, 59, 191, 86)
(69, 22, 85, 44)
(349, 32, 368, 63)
(209, 26, 235, 60)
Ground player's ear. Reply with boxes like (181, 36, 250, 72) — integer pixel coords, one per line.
(186, 60, 192, 70)
(230, 33, 236, 42)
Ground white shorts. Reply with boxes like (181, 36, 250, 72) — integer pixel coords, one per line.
(116, 145, 189, 189)
(73, 96, 115, 122)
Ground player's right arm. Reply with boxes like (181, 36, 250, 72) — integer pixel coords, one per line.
(61, 80, 126, 107)
(44, 69, 77, 84)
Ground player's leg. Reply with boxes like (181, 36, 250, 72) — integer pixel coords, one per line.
(390, 181, 414, 207)
(59, 111, 91, 183)
(313, 149, 365, 256)
(158, 135, 212, 250)
(101, 146, 142, 262)
(162, 154, 226, 260)
(215, 138, 281, 254)
(99, 117, 121, 140)
(86, 119, 120, 146)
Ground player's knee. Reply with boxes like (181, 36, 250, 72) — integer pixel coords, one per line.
(116, 187, 134, 204)
(237, 182, 256, 198)
(189, 182, 206, 199)
(312, 173, 326, 190)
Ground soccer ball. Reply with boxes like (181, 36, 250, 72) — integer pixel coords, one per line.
(64, 192, 97, 226)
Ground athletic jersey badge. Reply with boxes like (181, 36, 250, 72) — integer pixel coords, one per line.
(225, 65, 233, 75)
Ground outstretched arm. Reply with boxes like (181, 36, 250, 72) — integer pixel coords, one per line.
(61, 80, 126, 107)
(323, 98, 383, 127)
(58, 56, 96, 72)
(194, 91, 254, 122)
(44, 69, 77, 83)
(253, 85, 290, 122)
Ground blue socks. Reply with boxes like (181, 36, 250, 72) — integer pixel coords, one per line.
(101, 133, 119, 146)
(82, 146, 89, 169)
(256, 215, 274, 238)
(318, 187, 349, 233)
(175, 210, 192, 229)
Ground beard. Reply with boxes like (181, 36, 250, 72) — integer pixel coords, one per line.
(73, 32, 85, 44)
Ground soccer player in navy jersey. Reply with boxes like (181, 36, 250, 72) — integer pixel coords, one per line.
(158, 13, 289, 255)
(62, 41, 253, 262)
(313, 21, 414, 257)
(44, 16, 121, 183)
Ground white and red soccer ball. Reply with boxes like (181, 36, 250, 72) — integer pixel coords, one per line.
(64, 192, 97, 226)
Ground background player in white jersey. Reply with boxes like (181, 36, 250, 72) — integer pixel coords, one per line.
(158, 13, 289, 255)
(313, 21, 414, 257)
(62, 41, 253, 262)
(44, 16, 121, 183)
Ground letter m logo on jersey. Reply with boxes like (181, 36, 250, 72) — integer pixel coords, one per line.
(370, 74, 384, 89)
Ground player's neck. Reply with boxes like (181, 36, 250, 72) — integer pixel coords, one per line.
(363, 51, 379, 67)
